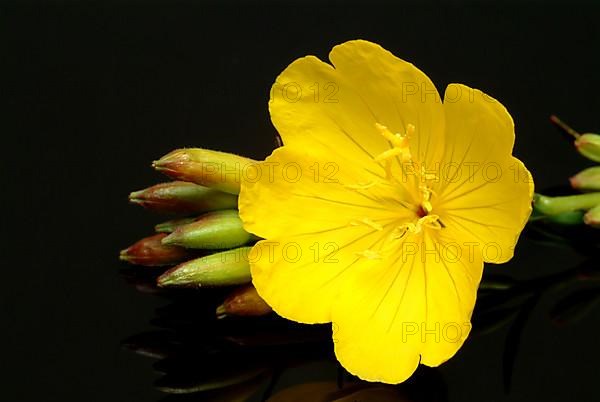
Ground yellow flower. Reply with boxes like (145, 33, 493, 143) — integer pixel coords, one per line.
(239, 40, 533, 383)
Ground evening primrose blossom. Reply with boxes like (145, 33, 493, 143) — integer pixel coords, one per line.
(239, 40, 533, 383)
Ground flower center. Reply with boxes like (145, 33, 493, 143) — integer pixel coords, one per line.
(346, 122, 445, 259)
(374, 122, 440, 216)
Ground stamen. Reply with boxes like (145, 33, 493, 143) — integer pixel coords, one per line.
(391, 214, 442, 239)
(373, 123, 414, 178)
(420, 214, 443, 230)
(419, 185, 435, 214)
(392, 222, 417, 239)
(374, 147, 407, 162)
(420, 165, 438, 182)
(346, 122, 445, 246)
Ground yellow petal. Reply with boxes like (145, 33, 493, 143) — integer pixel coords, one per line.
(239, 146, 412, 240)
(250, 237, 342, 324)
(436, 84, 533, 263)
(332, 230, 482, 383)
(269, 40, 445, 169)
(249, 222, 401, 324)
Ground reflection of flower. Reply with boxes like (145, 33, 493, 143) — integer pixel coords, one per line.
(239, 40, 533, 383)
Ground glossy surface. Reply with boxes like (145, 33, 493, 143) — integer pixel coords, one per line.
(3, 1, 600, 401)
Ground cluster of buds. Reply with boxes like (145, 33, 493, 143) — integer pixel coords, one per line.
(533, 116, 600, 227)
(120, 148, 272, 318)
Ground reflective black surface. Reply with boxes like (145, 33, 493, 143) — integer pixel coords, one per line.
(117, 245, 600, 401)
(3, 1, 600, 400)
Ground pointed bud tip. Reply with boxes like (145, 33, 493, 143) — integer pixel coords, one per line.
(575, 134, 600, 162)
(119, 233, 192, 266)
(154, 223, 173, 233)
(151, 160, 168, 171)
(128, 188, 146, 199)
(160, 233, 179, 246)
(156, 272, 172, 287)
(119, 249, 131, 261)
(570, 167, 600, 191)
(128, 198, 145, 207)
(152, 160, 187, 179)
(569, 176, 579, 189)
(215, 304, 228, 319)
(583, 214, 600, 228)
(154, 149, 190, 166)
(156, 264, 190, 287)
(156, 276, 192, 288)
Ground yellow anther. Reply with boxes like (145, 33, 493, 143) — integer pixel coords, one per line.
(355, 249, 383, 260)
(350, 217, 384, 231)
(405, 123, 415, 138)
(392, 214, 442, 239)
(420, 214, 442, 230)
(420, 165, 438, 182)
(422, 200, 433, 214)
(419, 184, 435, 214)
(374, 123, 413, 166)
(368, 122, 442, 219)
(374, 147, 403, 161)
(375, 123, 403, 146)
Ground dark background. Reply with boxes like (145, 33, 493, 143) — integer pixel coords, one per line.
(2, 1, 600, 401)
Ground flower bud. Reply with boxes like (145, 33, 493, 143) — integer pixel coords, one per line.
(216, 285, 272, 318)
(570, 166, 600, 191)
(533, 193, 600, 216)
(575, 133, 600, 163)
(155, 217, 197, 233)
(152, 148, 256, 195)
(549, 116, 600, 162)
(583, 204, 600, 228)
(120, 233, 192, 266)
(129, 181, 237, 214)
(162, 210, 255, 249)
(157, 247, 252, 287)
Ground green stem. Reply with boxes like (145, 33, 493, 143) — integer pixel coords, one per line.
(550, 115, 580, 139)
(534, 193, 600, 215)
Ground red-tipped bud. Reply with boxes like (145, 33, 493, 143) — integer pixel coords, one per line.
(583, 204, 600, 228)
(152, 148, 256, 195)
(570, 166, 600, 191)
(120, 233, 192, 266)
(550, 115, 600, 162)
(162, 210, 255, 249)
(575, 134, 600, 163)
(129, 181, 237, 214)
(157, 247, 252, 287)
(216, 285, 272, 318)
